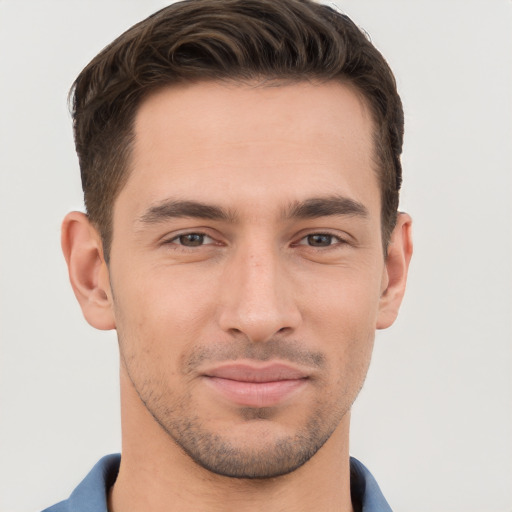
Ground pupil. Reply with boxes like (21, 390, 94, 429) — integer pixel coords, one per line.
(308, 234, 331, 247)
(181, 234, 204, 246)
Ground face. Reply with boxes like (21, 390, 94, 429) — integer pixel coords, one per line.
(109, 81, 389, 478)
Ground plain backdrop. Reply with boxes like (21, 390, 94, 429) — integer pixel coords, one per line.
(0, 1, 511, 511)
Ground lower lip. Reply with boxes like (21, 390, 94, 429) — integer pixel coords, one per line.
(204, 377, 307, 408)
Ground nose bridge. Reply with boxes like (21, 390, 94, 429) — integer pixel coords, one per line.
(218, 234, 300, 341)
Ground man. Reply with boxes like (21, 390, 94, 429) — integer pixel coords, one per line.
(44, 0, 412, 510)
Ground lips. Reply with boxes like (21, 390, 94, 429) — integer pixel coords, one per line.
(202, 363, 309, 408)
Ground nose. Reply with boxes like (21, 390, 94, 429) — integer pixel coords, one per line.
(217, 242, 301, 343)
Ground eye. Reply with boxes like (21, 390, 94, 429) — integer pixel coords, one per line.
(169, 233, 214, 247)
(297, 233, 344, 247)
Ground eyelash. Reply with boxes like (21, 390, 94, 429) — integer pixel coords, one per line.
(166, 232, 216, 248)
(295, 232, 347, 248)
(164, 231, 348, 249)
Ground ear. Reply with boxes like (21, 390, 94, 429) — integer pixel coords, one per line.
(376, 213, 413, 330)
(61, 211, 116, 330)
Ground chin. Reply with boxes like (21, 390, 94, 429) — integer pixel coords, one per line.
(153, 401, 344, 479)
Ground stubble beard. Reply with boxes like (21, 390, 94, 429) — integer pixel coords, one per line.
(148, 398, 340, 479)
(123, 361, 352, 479)
(115, 318, 370, 480)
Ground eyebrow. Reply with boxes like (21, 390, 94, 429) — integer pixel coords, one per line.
(137, 195, 368, 226)
(284, 195, 368, 220)
(138, 200, 237, 225)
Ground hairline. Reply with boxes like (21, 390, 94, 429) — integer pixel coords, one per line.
(94, 76, 393, 262)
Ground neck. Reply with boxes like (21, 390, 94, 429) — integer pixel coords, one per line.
(109, 367, 354, 512)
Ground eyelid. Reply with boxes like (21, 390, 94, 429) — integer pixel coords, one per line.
(169, 232, 215, 245)
(294, 231, 349, 247)
(158, 228, 352, 248)
(158, 228, 219, 246)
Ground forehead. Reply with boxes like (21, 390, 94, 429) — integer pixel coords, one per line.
(119, 80, 378, 220)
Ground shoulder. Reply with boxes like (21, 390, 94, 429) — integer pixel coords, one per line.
(41, 501, 68, 512)
(350, 457, 393, 512)
(41, 454, 121, 512)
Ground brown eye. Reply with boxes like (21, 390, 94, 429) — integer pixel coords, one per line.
(175, 233, 206, 246)
(306, 234, 335, 247)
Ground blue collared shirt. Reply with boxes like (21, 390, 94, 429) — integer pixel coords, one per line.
(42, 454, 392, 511)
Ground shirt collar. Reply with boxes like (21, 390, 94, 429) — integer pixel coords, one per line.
(57, 453, 392, 512)
(350, 456, 393, 512)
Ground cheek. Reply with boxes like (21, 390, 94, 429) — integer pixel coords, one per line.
(303, 262, 383, 331)
(112, 263, 220, 365)
(314, 296, 376, 405)
(301, 267, 381, 377)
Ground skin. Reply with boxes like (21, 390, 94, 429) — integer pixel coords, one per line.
(62, 81, 412, 512)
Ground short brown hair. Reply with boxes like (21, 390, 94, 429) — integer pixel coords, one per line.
(71, 0, 404, 260)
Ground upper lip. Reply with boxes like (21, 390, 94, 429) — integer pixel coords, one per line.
(203, 362, 309, 382)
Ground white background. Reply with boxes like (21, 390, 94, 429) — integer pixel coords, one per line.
(0, 1, 511, 511)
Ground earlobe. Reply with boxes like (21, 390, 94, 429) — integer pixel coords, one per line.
(376, 213, 413, 330)
(61, 212, 116, 330)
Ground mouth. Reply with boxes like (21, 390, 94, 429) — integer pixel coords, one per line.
(202, 362, 309, 408)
